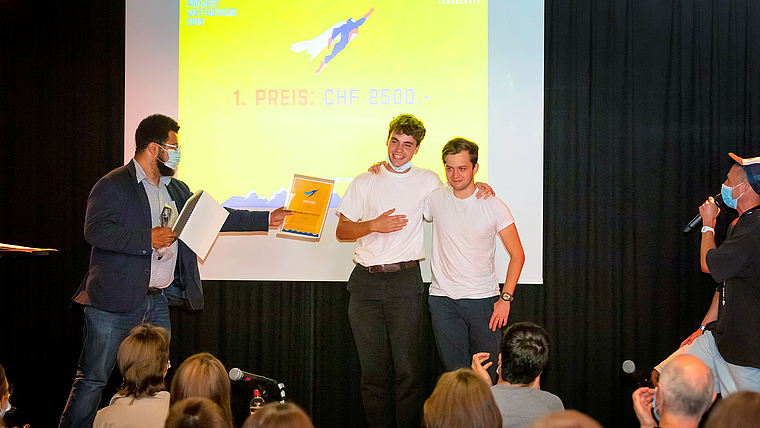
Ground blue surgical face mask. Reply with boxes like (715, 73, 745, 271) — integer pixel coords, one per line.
(1, 396, 11, 417)
(159, 144, 181, 170)
(721, 182, 746, 209)
(385, 157, 412, 172)
(652, 387, 661, 422)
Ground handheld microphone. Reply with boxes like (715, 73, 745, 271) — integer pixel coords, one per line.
(622, 360, 653, 388)
(683, 194, 724, 234)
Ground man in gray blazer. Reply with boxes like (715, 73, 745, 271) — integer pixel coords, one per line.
(59, 114, 290, 428)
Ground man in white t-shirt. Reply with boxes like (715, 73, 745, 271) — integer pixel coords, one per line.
(425, 137, 525, 384)
(336, 114, 441, 428)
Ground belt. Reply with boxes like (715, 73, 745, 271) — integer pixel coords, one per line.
(146, 287, 163, 295)
(359, 260, 419, 274)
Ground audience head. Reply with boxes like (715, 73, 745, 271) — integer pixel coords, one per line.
(500, 322, 551, 385)
(423, 368, 501, 428)
(242, 402, 314, 428)
(117, 323, 170, 398)
(657, 354, 715, 422)
(704, 391, 760, 428)
(170, 353, 233, 426)
(165, 397, 232, 428)
(530, 410, 603, 428)
(0, 363, 10, 418)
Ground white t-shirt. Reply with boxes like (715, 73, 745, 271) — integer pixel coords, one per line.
(424, 187, 515, 299)
(338, 166, 442, 266)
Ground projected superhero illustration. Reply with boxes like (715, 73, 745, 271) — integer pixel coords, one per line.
(178, 1, 487, 208)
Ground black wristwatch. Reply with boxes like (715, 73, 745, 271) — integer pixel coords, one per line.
(501, 291, 514, 302)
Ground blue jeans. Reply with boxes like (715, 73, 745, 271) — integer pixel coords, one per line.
(59, 292, 171, 428)
(429, 295, 501, 384)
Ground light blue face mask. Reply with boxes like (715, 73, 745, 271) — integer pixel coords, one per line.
(385, 157, 412, 172)
(721, 182, 746, 209)
(160, 145, 181, 170)
(652, 387, 660, 422)
(0, 396, 10, 417)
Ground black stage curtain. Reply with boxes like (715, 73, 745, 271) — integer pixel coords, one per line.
(544, 0, 760, 426)
(2, 1, 760, 427)
(168, 281, 544, 428)
(0, 1, 126, 427)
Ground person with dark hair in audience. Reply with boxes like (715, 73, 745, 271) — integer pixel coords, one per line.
(165, 397, 232, 428)
(170, 353, 234, 427)
(472, 322, 563, 428)
(242, 402, 314, 428)
(632, 354, 715, 428)
(529, 410, 602, 428)
(704, 390, 760, 428)
(92, 323, 171, 428)
(423, 368, 502, 428)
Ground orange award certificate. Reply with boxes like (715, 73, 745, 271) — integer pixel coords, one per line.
(277, 175, 334, 241)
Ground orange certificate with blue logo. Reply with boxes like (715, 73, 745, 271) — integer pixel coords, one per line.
(278, 175, 334, 241)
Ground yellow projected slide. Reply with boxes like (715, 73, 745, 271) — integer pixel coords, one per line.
(179, 0, 487, 208)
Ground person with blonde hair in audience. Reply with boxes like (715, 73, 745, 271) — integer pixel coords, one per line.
(423, 368, 502, 428)
(170, 353, 234, 427)
(242, 402, 314, 428)
(93, 323, 171, 428)
(165, 397, 232, 428)
(704, 390, 760, 428)
(529, 410, 603, 428)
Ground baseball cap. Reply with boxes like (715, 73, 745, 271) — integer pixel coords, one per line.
(729, 152, 760, 194)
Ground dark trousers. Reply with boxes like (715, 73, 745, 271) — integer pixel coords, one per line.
(347, 264, 428, 428)
(428, 295, 501, 384)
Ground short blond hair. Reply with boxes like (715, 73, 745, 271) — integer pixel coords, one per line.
(243, 402, 314, 428)
(117, 323, 170, 398)
(165, 397, 232, 428)
(424, 368, 501, 428)
(170, 353, 233, 427)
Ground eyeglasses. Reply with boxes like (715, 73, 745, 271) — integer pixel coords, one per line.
(152, 141, 181, 151)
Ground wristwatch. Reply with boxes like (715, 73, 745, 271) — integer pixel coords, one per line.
(500, 291, 514, 302)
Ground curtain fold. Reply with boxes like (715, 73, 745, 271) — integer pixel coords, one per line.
(545, 0, 760, 425)
(3, 0, 760, 427)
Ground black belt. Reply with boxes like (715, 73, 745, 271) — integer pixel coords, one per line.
(358, 260, 419, 274)
(146, 287, 163, 295)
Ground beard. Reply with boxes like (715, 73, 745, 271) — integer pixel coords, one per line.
(156, 158, 176, 177)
